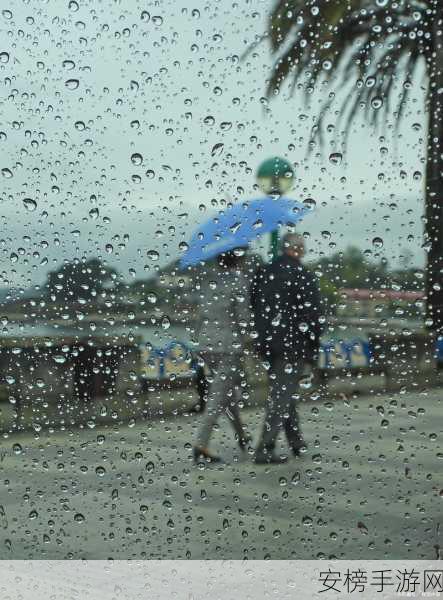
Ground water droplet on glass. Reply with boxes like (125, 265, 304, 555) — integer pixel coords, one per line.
(303, 198, 316, 210)
(23, 198, 37, 212)
(95, 466, 106, 477)
(371, 96, 383, 110)
(329, 152, 342, 165)
(12, 443, 22, 455)
(358, 521, 369, 534)
(74, 513, 85, 523)
(147, 250, 159, 261)
(131, 152, 143, 165)
(65, 79, 80, 90)
(1, 168, 12, 178)
(211, 142, 224, 156)
(372, 237, 383, 249)
(62, 60, 75, 70)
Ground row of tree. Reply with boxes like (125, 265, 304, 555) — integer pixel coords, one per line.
(45, 258, 118, 302)
(42, 248, 424, 307)
(310, 246, 424, 313)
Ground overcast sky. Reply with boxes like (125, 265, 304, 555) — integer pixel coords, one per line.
(0, 0, 427, 290)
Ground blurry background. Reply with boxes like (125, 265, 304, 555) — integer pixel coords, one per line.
(0, 0, 425, 299)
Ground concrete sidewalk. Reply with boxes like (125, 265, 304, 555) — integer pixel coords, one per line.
(0, 386, 441, 560)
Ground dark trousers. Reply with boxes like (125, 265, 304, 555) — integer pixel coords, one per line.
(194, 363, 209, 412)
(257, 356, 305, 454)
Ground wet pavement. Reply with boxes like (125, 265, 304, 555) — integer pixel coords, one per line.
(0, 387, 441, 559)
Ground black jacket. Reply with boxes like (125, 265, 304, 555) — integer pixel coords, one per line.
(250, 254, 324, 360)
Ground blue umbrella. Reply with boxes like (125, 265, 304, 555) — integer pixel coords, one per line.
(180, 196, 312, 268)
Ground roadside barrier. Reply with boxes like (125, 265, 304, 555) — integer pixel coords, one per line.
(140, 338, 373, 381)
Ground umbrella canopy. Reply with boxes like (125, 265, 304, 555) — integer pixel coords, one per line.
(180, 196, 312, 268)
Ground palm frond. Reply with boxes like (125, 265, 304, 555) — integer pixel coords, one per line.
(263, 0, 430, 143)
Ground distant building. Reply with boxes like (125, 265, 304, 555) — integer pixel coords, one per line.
(337, 288, 424, 320)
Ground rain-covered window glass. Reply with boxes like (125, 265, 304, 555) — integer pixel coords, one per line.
(0, 0, 441, 561)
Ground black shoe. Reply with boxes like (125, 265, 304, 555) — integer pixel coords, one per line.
(193, 447, 222, 464)
(292, 442, 307, 457)
(254, 453, 288, 465)
(188, 402, 205, 414)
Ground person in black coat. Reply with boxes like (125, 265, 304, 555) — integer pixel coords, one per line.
(250, 232, 324, 463)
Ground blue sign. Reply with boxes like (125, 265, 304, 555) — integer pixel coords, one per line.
(141, 337, 442, 380)
(141, 338, 374, 380)
(140, 341, 194, 379)
(319, 339, 372, 370)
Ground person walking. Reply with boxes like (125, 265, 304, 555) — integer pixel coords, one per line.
(193, 249, 252, 463)
(251, 232, 324, 464)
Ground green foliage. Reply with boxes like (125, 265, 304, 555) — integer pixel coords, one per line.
(310, 244, 424, 302)
(311, 246, 388, 289)
(45, 258, 118, 303)
(265, 1, 429, 142)
(317, 275, 339, 315)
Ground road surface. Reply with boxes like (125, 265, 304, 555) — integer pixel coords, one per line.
(0, 387, 441, 559)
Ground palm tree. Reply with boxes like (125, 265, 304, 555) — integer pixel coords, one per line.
(262, 0, 442, 332)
